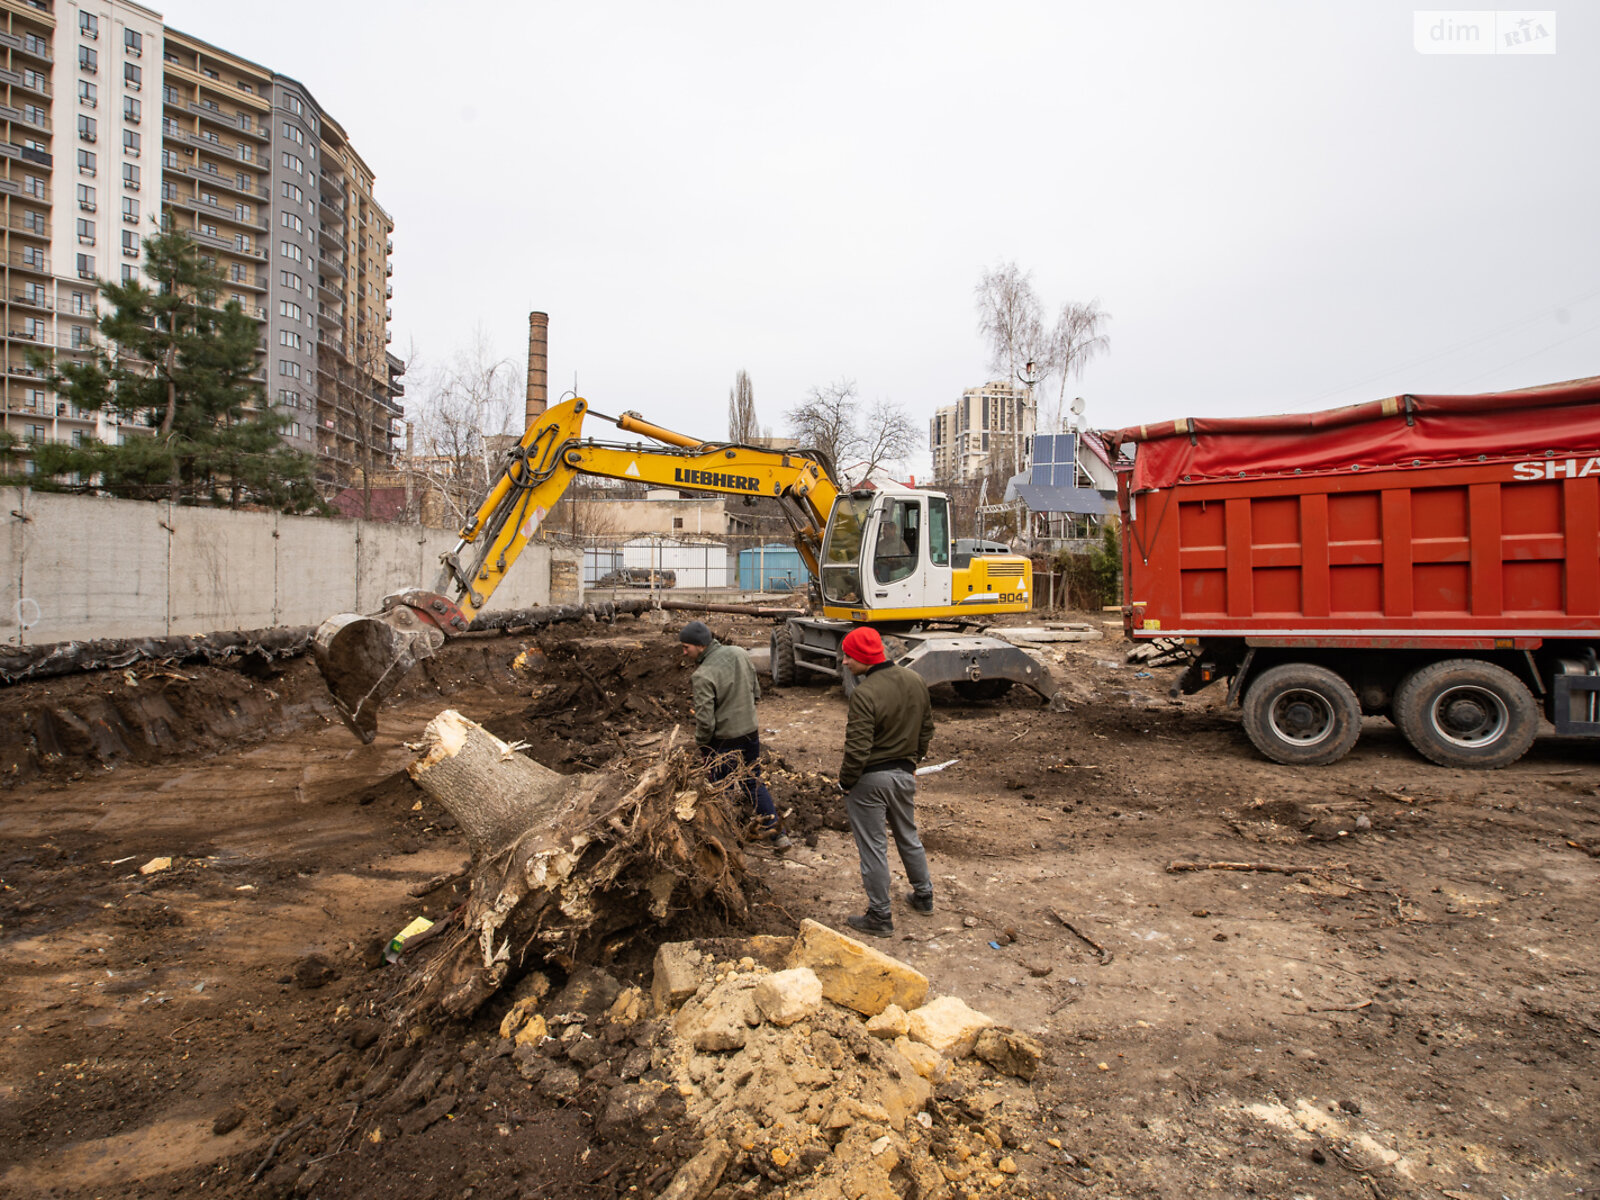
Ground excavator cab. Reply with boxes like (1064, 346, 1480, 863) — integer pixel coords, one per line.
(815, 486, 1025, 622)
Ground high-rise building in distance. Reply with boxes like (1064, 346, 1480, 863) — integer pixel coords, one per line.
(929, 380, 1034, 483)
(1, 0, 400, 491)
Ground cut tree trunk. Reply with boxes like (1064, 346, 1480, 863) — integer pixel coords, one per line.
(400, 709, 751, 1021)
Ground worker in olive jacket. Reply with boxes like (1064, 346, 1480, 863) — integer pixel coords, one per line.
(836, 626, 935, 938)
(680, 621, 790, 850)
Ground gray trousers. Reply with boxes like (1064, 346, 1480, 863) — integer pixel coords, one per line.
(845, 768, 932, 921)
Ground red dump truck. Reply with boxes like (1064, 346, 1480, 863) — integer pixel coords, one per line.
(1108, 375, 1600, 768)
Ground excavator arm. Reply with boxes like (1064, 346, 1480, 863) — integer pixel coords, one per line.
(312, 396, 838, 741)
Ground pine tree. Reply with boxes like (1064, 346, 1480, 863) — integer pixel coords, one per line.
(30, 223, 322, 511)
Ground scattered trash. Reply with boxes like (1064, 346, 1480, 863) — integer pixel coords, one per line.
(139, 857, 173, 875)
(385, 916, 435, 963)
(915, 758, 960, 776)
(988, 941, 1003, 950)
(1133, 671, 1152, 679)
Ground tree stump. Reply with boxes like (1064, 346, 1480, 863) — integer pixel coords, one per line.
(399, 710, 751, 1020)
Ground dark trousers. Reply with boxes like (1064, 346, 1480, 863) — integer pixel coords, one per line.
(845, 768, 931, 921)
(703, 732, 778, 828)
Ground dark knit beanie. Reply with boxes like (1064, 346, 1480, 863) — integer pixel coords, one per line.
(679, 620, 713, 647)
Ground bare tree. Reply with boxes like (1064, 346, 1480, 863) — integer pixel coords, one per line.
(410, 327, 521, 526)
(785, 378, 857, 476)
(786, 379, 916, 485)
(855, 398, 917, 482)
(974, 262, 1046, 386)
(727, 369, 763, 443)
(1043, 300, 1111, 433)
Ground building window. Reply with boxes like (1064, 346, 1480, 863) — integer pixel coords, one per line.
(234, 233, 252, 252)
(121, 264, 138, 283)
(71, 326, 93, 350)
(280, 301, 302, 320)
(23, 317, 45, 340)
(23, 244, 45, 267)
(123, 163, 141, 190)
(80, 11, 98, 38)
(281, 152, 303, 174)
(78, 114, 97, 142)
(77, 80, 96, 107)
(124, 96, 141, 123)
(77, 218, 95, 245)
(282, 182, 303, 203)
(279, 330, 302, 349)
(125, 28, 142, 56)
(239, 113, 252, 132)
(277, 389, 301, 407)
(280, 241, 303, 262)
(278, 360, 300, 379)
(286, 95, 303, 116)
(236, 203, 252, 222)
(199, 222, 219, 238)
(280, 270, 302, 290)
(281, 121, 305, 146)
(163, 85, 180, 105)
(123, 130, 140, 156)
(78, 149, 96, 175)
(77, 253, 96, 280)
(124, 63, 141, 90)
(281, 212, 303, 233)
(78, 183, 96, 211)
(122, 197, 139, 223)
(122, 230, 140, 256)
(24, 175, 45, 198)
(79, 46, 97, 73)
(72, 292, 93, 315)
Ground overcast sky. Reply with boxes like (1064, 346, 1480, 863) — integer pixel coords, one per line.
(158, 1, 1597, 470)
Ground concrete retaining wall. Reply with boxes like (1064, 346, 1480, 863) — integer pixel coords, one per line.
(0, 487, 581, 645)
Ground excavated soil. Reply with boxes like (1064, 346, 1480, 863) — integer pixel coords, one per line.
(1, 611, 1598, 1199)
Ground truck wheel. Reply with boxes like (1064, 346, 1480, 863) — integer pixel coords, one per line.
(769, 626, 796, 687)
(1393, 659, 1538, 769)
(953, 679, 1013, 702)
(1241, 664, 1362, 766)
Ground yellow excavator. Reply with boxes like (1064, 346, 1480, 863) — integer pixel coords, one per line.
(313, 397, 1056, 741)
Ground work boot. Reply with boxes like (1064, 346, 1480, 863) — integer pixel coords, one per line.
(846, 913, 894, 939)
(771, 834, 793, 851)
(907, 891, 934, 915)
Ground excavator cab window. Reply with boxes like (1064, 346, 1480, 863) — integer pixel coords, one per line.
(928, 496, 950, 567)
(820, 495, 872, 604)
(873, 498, 921, 584)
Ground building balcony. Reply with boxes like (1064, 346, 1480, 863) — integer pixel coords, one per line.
(384, 283, 393, 299)
(6, 214, 50, 239)
(182, 163, 269, 200)
(1, 33, 54, 64)
(188, 229, 267, 260)
(189, 100, 268, 141)
(164, 191, 269, 230)
(225, 270, 268, 292)
(0, 66, 51, 98)
(316, 250, 346, 277)
(7, 251, 50, 275)
(10, 290, 52, 311)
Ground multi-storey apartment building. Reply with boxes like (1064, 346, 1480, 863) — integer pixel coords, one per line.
(0, 0, 399, 490)
(929, 379, 1034, 483)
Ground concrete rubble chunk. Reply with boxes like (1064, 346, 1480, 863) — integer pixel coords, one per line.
(974, 1027, 1046, 1080)
(512, 1014, 548, 1047)
(907, 995, 994, 1059)
(784, 918, 928, 1017)
(892, 1035, 949, 1082)
(657, 1137, 732, 1200)
(652, 942, 704, 1013)
(753, 967, 823, 1027)
(865, 1004, 909, 1039)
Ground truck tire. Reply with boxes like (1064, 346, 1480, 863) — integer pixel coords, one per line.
(1241, 663, 1362, 766)
(769, 625, 796, 687)
(1393, 659, 1538, 769)
(953, 679, 1014, 702)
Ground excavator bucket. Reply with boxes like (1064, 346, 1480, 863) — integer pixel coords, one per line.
(312, 611, 444, 743)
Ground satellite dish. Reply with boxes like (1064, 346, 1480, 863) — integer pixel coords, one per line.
(1070, 396, 1086, 416)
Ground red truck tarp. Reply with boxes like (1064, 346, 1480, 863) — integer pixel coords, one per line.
(1107, 376, 1600, 491)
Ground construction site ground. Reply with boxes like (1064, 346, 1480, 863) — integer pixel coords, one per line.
(1, 613, 1597, 1199)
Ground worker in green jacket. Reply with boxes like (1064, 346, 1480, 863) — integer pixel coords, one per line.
(680, 621, 790, 850)
(837, 626, 934, 938)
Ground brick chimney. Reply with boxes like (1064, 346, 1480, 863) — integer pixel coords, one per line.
(526, 311, 548, 428)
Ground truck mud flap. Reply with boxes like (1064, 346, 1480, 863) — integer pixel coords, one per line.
(898, 635, 1056, 699)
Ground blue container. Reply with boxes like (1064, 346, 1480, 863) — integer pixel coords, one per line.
(738, 544, 805, 592)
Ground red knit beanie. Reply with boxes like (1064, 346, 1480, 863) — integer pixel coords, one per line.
(841, 627, 886, 665)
